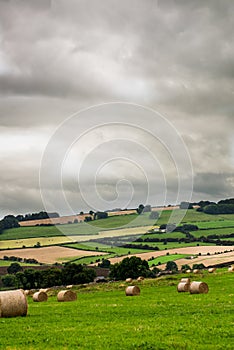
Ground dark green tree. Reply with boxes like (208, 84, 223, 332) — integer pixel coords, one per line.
(1, 274, 17, 287)
(94, 212, 108, 220)
(98, 259, 111, 268)
(110, 256, 150, 280)
(7, 262, 23, 274)
(137, 204, 145, 214)
(165, 261, 178, 272)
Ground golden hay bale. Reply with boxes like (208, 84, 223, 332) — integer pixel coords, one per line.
(177, 282, 190, 292)
(57, 290, 77, 302)
(228, 266, 234, 272)
(189, 281, 209, 294)
(39, 288, 51, 293)
(125, 286, 140, 296)
(125, 278, 132, 283)
(186, 269, 191, 273)
(66, 285, 74, 289)
(193, 269, 199, 274)
(137, 276, 144, 281)
(32, 291, 48, 302)
(0, 289, 28, 318)
(180, 278, 191, 283)
(28, 289, 36, 296)
(208, 268, 216, 273)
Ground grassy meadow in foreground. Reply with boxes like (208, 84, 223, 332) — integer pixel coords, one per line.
(0, 271, 233, 350)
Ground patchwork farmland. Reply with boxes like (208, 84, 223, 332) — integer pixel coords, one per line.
(0, 208, 233, 267)
(0, 207, 234, 350)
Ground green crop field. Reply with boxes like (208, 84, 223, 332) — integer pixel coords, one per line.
(187, 220, 234, 229)
(141, 231, 185, 240)
(192, 227, 234, 238)
(155, 209, 227, 225)
(0, 271, 233, 350)
(0, 259, 36, 267)
(148, 254, 189, 267)
(63, 243, 150, 265)
(0, 223, 99, 241)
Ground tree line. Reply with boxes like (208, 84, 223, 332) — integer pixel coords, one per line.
(1, 263, 96, 289)
(196, 198, 234, 215)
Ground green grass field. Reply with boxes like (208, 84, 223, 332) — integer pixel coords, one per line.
(0, 259, 37, 267)
(63, 243, 150, 265)
(192, 227, 234, 238)
(148, 254, 189, 267)
(0, 271, 233, 350)
(188, 220, 234, 229)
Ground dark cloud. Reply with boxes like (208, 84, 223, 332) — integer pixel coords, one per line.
(0, 0, 233, 217)
(193, 172, 234, 198)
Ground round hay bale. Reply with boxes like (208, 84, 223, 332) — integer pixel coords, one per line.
(193, 269, 199, 274)
(66, 285, 74, 289)
(186, 269, 191, 273)
(32, 291, 48, 302)
(137, 276, 144, 281)
(125, 286, 140, 296)
(28, 289, 36, 296)
(180, 278, 191, 283)
(57, 290, 77, 302)
(39, 288, 51, 293)
(208, 268, 216, 273)
(228, 266, 234, 272)
(0, 289, 28, 318)
(125, 278, 132, 283)
(189, 281, 209, 294)
(177, 282, 190, 292)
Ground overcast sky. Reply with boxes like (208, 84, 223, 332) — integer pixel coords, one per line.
(0, 0, 233, 218)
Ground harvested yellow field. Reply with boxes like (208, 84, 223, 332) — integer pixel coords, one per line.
(65, 226, 153, 243)
(108, 246, 234, 265)
(0, 246, 107, 264)
(19, 214, 91, 227)
(98, 226, 153, 237)
(0, 226, 152, 249)
(161, 250, 234, 269)
(0, 236, 74, 249)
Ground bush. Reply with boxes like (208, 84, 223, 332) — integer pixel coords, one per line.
(1, 274, 17, 287)
(165, 261, 178, 272)
(7, 262, 23, 274)
(94, 212, 108, 220)
(110, 256, 150, 280)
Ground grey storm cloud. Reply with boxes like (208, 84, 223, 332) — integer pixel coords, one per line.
(0, 0, 233, 217)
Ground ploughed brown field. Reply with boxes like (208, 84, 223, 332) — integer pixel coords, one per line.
(0, 246, 107, 264)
